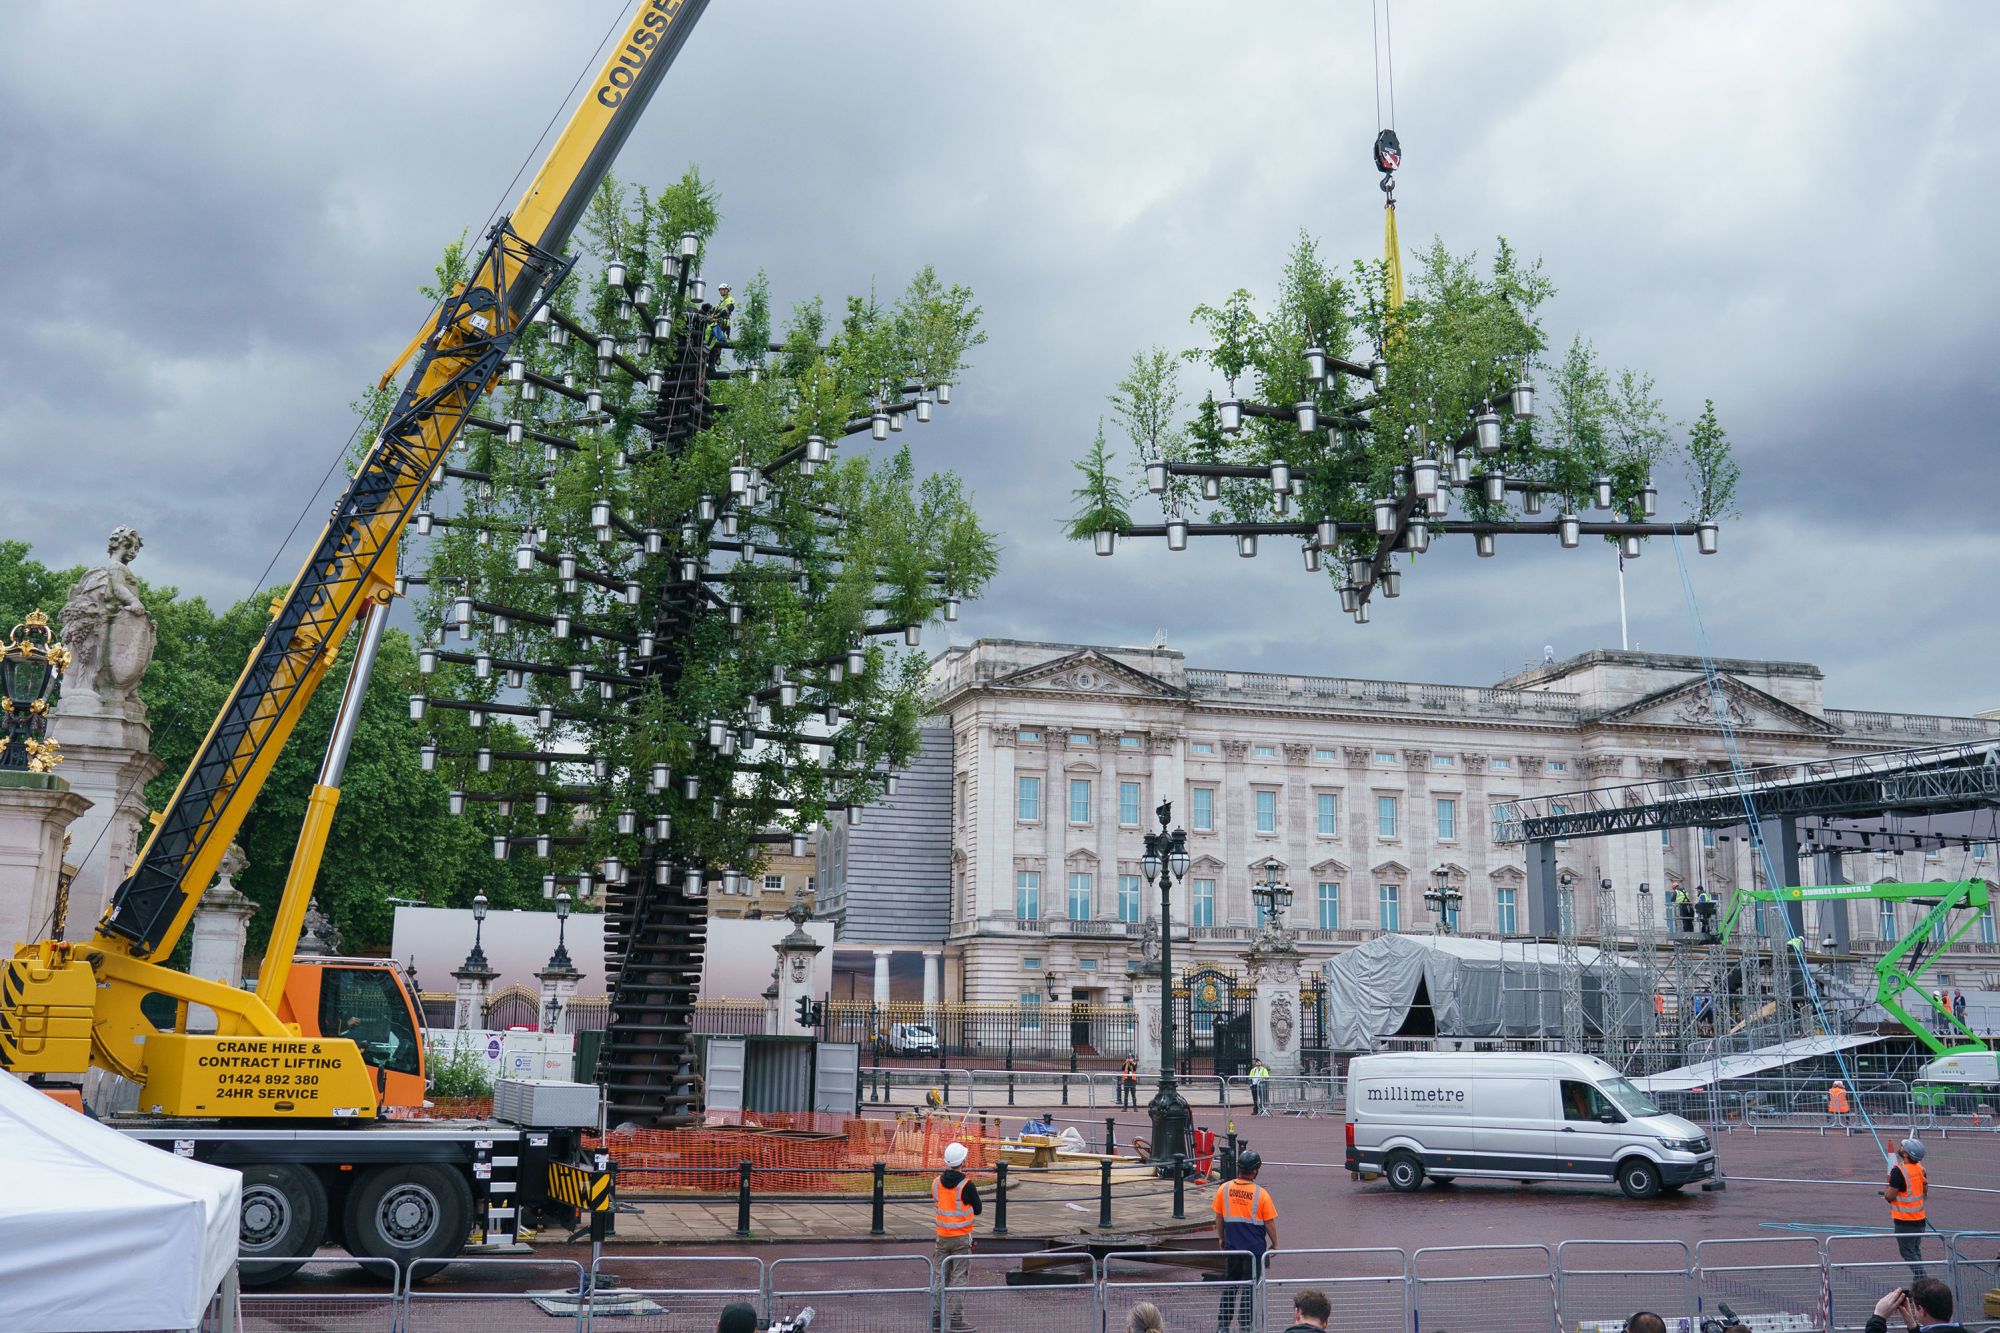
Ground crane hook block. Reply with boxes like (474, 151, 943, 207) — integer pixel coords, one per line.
(1373, 128, 1402, 175)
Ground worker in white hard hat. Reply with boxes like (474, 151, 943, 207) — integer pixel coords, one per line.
(1885, 1137, 1931, 1280)
(934, 1140, 981, 1332)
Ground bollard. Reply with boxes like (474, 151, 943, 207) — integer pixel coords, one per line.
(736, 1160, 752, 1237)
(1172, 1153, 1186, 1219)
(1061, 1074, 1069, 1107)
(994, 1161, 1009, 1235)
(870, 1162, 886, 1236)
(1098, 1158, 1113, 1229)
(1104, 1117, 1116, 1156)
(1007, 1074, 1016, 1107)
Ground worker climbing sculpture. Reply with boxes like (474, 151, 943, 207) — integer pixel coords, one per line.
(57, 526, 156, 714)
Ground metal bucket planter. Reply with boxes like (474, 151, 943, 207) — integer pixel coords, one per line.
(871, 412, 889, 441)
(937, 381, 953, 404)
(1316, 520, 1337, 548)
(944, 595, 961, 621)
(1412, 458, 1440, 498)
(1219, 399, 1243, 433)
(1485, 474, 1508, 504)
(1511, 381, 1536, 417)
(606, 261, 626, 288)
(1302, 544, 1322, 572)
(1476, 532, 1497, 558)
(1696, 521, 1719, 554)
(1305, 347, 1327, 380)
(1270, 460, 1291, 494)
(1639, 482, 1658, 516)
(1592, 475, 1614, 510)
(1296, 402, 1318, 433)
(679, 231, 699, 259)
(916, 399, 933, 423)
(1382, 566, 1402, 597)
(1167, 519, 1188, 550)
(1094, 530, 1117, 557)
(1370, 354, 1387, 388)
(1146, 461, 1167, 494)
(1374, 498, 1398, 535)
(1475, 408, 1503, 454)
(1559, 512, 1581, 547)
(1236, 533, 1258, 558)
(1523, 489, 1544, 515)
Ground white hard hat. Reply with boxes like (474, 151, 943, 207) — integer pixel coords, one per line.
(718, 281, 731, 291)
(943, 1142, 968, 1168)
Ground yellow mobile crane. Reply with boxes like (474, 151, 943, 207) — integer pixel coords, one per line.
(1, 0, 709, 1280)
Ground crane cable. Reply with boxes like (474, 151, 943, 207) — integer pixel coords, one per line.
(1371, 1, 1405, 318)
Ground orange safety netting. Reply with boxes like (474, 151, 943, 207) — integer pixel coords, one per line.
(595, 1113, 998, 1195)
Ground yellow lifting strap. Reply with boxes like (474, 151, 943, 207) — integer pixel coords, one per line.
(1382, 198, 1405, 315)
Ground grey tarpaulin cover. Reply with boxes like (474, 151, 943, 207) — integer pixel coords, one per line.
(1320, 933, 1647, 1051)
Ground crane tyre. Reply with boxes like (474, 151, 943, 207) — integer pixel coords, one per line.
(342, 1164, 473, 1272)
(238, 1163, 328, 1287)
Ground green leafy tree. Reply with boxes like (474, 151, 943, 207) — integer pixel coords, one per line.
(1678, 399, 1740, 521)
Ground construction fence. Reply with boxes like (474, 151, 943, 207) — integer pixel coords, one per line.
(160, 1230, 2000, 1332)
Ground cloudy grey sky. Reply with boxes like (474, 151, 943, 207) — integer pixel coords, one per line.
(5, 2, 1996, 715)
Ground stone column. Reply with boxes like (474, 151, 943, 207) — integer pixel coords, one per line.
(921, 950, 941, 1009)
(1246, 940, 1305, 1078)
(774, 900, 826, 1034)
(872, 947, 892, 1005)
(186, 846, 257, 1033)
(0, 772, 91, 952)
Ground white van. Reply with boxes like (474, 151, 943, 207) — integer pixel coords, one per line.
(1344, 1052, 1716, 1199)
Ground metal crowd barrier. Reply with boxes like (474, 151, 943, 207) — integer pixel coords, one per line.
(767, 1253, 935, 1331)
(1104, 1248, 1261, 1333)
(589, 1255, 765, 1330)
(1694, 1236, 1825, 1329)
(204, 1228, 2000, 1332)
(237, 1256, 400, 1332)
(940, 1251, 1099, 1333)
(1258, 1246, 1407, 1333)
(1412, 1243, 1558, 1333)
(405, 1256, 587, 1333)
(1556, 1240, 1694, 1332)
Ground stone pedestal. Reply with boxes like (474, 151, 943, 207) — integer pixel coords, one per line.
(1131, 976, 1163, 1077)
(774, 901, 826, 1035)
(537, 962, 582, 1033)
(186, 858, 257, 1033)
(0, 772, 92, 951)
(452, 965, 496, 1031)
(1246, 939, 1306, 1079)
(871, 948, 892, 1005)
(47, 683, 163, 942)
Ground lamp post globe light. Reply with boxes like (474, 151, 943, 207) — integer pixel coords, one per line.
(1250, 857, 1292, 931)
(1141, 801, 1193, 1164)
(1424, 865, 1462, 934)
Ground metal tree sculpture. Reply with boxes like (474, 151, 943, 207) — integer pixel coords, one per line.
(1070, 234, 1733, 622)
(407, 171, 996, 1124)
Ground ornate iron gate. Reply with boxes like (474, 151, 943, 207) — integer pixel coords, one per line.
(1174, 967, 1254, 1077)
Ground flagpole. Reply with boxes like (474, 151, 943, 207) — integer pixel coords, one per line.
(1617, 548, 1630, 650)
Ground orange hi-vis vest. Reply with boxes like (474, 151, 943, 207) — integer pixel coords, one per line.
(1889, 1160, 1926, 1222)
(1828, 1083, 1851, 1114)
(934, 1176, 975, 1237)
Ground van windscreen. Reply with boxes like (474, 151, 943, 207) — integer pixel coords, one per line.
(1602, 1075, 1661, 1118)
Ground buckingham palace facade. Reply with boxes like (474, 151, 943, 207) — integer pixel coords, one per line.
(886, 640, 2000, 1006)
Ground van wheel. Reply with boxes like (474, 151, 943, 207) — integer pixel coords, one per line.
(1617, 1158, 1662, 1200)
(238, 1164, 328, 1287)
(343, 1165, 473, 1270)
(1384, 1151, 1425, 1192)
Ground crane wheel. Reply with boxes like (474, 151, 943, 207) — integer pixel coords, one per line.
(238, 1164, 328, 1287)
(342, 1164, 474, 1272)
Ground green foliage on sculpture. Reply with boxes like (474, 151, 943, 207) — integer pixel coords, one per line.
(1073, 230, 1740, 594)
(408, 168, 997, 901)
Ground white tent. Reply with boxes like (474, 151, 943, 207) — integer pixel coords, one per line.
(0, 1071, 241, 1332)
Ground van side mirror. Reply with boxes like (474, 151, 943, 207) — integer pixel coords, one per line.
(1598, 1109, 1624, 1124)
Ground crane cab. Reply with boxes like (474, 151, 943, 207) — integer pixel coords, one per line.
(275, 957, 429, 1111)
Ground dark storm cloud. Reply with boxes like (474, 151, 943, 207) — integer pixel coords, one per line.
(3, 2, 1995, 712)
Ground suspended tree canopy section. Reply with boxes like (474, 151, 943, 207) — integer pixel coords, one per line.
(1068, 234, 1741, 623)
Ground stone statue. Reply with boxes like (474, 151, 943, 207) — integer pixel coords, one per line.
(1138, 913, 1163, 968)
(58, 527, 156, 710)
(297, 897, 343, 956)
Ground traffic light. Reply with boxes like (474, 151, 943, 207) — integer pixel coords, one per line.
(795, 996, 815, 1029)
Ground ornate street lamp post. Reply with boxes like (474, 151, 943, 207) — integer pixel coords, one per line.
(1424, 866, 1462, 934)
(0, 611, 67, 773)
(1140, 801, 1192, 1164)
(1250, 858, 1293, 932)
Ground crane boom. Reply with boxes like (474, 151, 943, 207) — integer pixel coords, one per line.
(1716, 879, 1992, 1060)
(2, 0, 710, 1114)
(103, 0, 709, 963)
